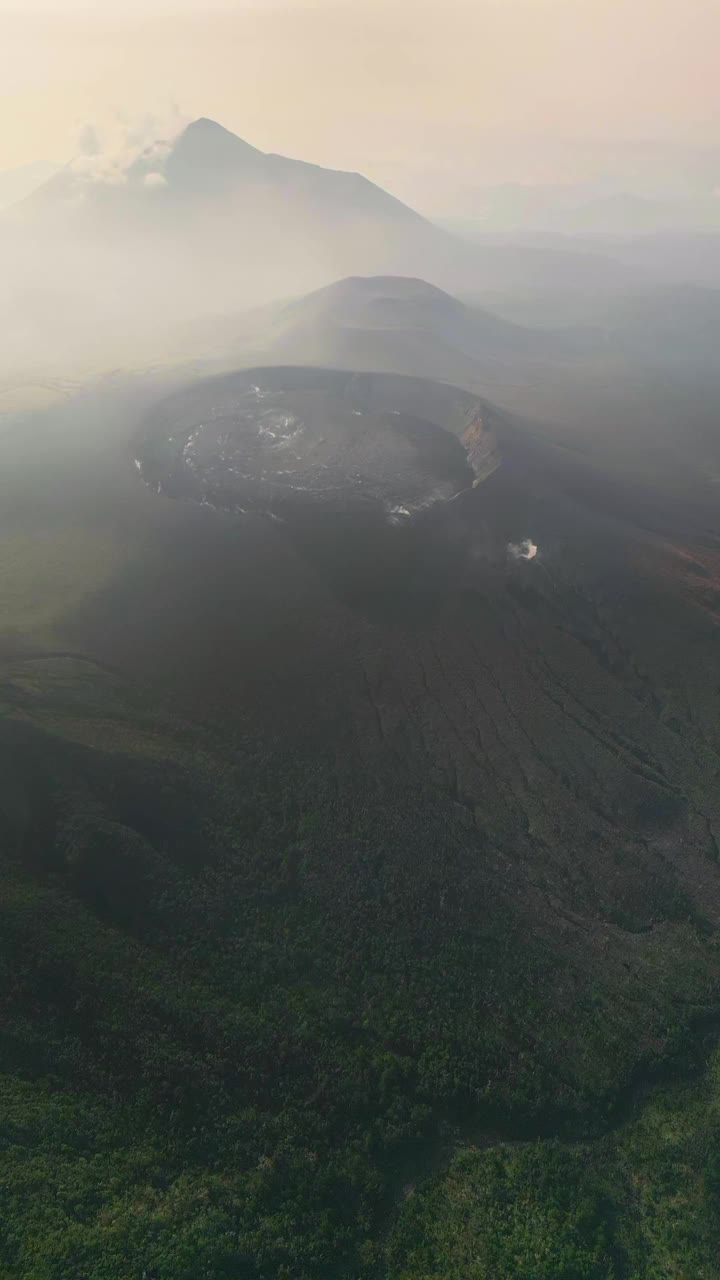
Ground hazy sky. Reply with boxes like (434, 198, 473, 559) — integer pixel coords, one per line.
(2, 0, 719, 207)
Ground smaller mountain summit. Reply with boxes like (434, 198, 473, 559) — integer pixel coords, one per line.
(266, 273, 554, 378)
(281, 275, 469, 328)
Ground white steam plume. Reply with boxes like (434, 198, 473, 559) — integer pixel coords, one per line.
(68, 107, 188, 187)
(507, 538, 538, 561)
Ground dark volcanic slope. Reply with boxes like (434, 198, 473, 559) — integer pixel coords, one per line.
(130, 367, 720, 913)
(2, 361, 720, 1275)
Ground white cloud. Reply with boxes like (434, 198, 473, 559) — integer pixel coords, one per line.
(143, 171, 168, 188)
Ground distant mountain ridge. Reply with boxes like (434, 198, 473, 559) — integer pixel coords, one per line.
(11, 118, 642, 294)
(0, 118, 646, 369)
(156, 118, 420, 222)
(19, 117, 424, 230)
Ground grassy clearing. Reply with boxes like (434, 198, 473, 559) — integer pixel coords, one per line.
(0, 529, 129, 641)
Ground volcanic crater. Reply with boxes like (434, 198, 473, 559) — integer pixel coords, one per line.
(135, 366, 499, 523)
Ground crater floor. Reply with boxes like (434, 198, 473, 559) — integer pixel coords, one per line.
(135, 367, 490, 522)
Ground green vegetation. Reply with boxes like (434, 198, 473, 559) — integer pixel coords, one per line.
(0, 657, 719, 1277)
(0, 529, 127, 637)
(388, 1050, 720, 1279)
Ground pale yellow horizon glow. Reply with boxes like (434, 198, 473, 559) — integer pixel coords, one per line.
(1, 0, 719, 205)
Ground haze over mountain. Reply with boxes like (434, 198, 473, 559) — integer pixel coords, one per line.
(195, 274, 577, 380)
(0, 160, 57, 211)
(267, 274, 720, 374)
(22, 118, 421, 228)
(173, 270, 720, 509)
(1, 118, 649, 377)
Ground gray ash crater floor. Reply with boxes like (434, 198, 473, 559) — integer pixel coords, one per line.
(135, 367, 483, 522)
